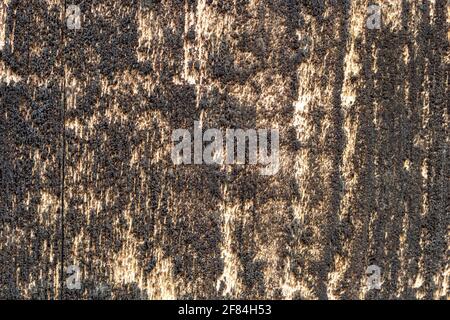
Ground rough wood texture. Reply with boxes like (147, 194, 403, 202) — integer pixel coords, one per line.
(1, 0, 448, 299)
(0, 0, 63, 299)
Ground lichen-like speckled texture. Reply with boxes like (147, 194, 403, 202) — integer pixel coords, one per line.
(0, 0, 448, 300)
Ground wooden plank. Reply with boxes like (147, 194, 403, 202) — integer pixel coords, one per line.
(0, 0, 63, 299)
(1, 0, 447, 300)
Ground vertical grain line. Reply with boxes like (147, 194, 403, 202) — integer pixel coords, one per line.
(59, 0, 66, 300)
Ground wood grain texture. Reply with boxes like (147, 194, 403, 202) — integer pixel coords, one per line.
(0, 0, 448, 299)
(0, 0, 63, 299)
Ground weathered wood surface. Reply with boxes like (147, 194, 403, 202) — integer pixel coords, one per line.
(0, 0, 448, 299)
(0, 0, 63, 299)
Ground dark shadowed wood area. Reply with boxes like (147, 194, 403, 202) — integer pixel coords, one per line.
(0, 0, 448, 299)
